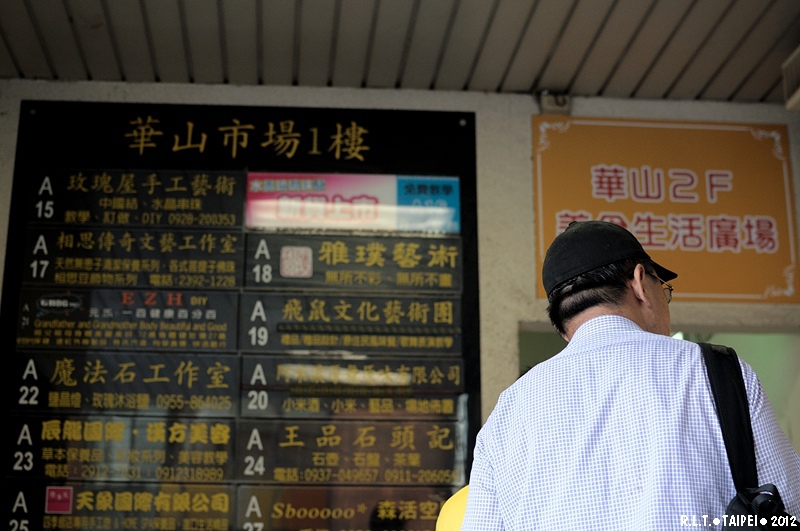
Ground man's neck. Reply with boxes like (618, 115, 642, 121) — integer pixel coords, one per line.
(562, 305, 637, 341)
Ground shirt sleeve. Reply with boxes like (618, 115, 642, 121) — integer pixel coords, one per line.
(740, 358, 800, 516)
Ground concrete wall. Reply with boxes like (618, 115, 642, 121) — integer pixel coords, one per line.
(1, 79, 799, 423)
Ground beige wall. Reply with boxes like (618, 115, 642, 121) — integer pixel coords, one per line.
(711, 332, 800, 453)
(1, 79, 799, 424)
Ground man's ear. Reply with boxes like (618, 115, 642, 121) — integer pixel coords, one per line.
(629, 263, 650, 304)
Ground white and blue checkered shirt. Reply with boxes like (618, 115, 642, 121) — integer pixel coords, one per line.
(462, 315, 800, 530)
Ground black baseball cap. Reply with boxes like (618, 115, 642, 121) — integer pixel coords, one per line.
(542, 220, 677, 299)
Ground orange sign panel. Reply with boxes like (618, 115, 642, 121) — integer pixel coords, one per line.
(533, 116, 798, 303)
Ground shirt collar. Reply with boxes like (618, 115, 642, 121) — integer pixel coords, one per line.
(568, 314, 644, 348)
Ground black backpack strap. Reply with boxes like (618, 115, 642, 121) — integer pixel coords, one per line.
(698, 342, 758, 492)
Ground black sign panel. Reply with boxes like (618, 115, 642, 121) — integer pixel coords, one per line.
(237, 485, 456, 531)
(2, 101, 480, 530)
(24, 227, 244, 288)
(10, 101, 475, 175)
(240, 355, 465, 419)
(10, 351, 238, 417)
(245, 233, 463, 292)
(5, 480, 236, 531)
(16, 288, 238, 351)
(23, 170, 245, 228)
(8, 414, 235, 482)
(239, 292, 462, 354)
(235, 419, 465, 485)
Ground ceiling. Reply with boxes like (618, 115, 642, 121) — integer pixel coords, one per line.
(1, 0, 799, 106)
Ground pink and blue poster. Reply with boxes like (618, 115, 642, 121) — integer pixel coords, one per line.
(246, 172, 461, 233)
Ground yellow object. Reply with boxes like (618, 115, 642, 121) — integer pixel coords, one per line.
(436, 485, 469, 531)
